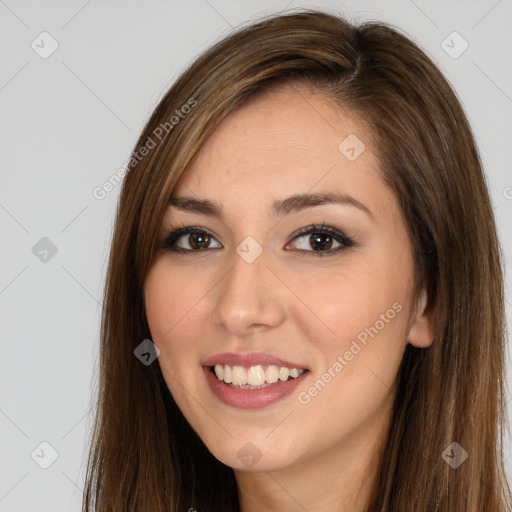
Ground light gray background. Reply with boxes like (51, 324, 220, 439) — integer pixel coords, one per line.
(0, 1, 511, 510)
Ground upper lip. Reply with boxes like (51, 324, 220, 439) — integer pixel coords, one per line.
(202, 352, 309, 370)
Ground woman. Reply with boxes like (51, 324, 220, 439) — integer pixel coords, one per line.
(82, 9, 512, 511)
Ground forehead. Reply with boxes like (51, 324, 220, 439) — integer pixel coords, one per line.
(172, 86, 389, 218)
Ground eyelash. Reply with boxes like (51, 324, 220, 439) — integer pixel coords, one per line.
(161, 223, 354, 257)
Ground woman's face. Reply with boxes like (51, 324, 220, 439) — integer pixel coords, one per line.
(143, 86, 432, 473)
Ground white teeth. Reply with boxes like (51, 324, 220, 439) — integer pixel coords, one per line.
(247, 365, 265, 386)
(231, 366, 247, 386)
(266, 365, 279, 383)
(212, 363, 305, 387)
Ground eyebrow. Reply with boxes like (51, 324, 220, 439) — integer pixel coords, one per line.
(167, 191, 373, 219)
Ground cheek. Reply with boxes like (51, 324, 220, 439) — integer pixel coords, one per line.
(143, 262, 205, 372)
(288, 258, 410, 413)
(145, 261, 202, 340)
(291, 259, 409, 352)
(144, 264, 208, 415)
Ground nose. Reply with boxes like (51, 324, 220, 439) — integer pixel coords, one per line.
(210, 248, 286, 337)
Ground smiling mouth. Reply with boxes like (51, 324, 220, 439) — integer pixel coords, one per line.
(209, 363, 308, 389)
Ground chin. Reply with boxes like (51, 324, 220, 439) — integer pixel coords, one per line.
(203, 433, 299, 472)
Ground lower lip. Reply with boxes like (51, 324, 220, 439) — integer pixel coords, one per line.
(203, 366, 309, 409)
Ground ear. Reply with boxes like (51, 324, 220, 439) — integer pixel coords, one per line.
(407, 288, 434, 348)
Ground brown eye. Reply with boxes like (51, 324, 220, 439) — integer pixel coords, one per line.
(287, 224, 353, 257)
(309, 233, 334, 251)
(292, 233, 340, 252)
(163, 226, 222, 253)
(186, 232, 212, 250)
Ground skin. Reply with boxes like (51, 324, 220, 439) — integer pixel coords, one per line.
(143, 85, 433, 512)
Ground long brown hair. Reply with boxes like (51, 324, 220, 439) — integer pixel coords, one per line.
(82, 9, 512, 511)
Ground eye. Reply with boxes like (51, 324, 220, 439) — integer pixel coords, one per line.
(161, 222, 353, 256)
(162, 225, 222, 254)
(286, 223, 353, 257)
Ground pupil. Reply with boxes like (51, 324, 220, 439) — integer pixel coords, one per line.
(310, 233, 332, 251)
(190, 233, 210, 249)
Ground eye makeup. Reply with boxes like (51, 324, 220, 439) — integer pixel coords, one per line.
(160, 222, 354, 257)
